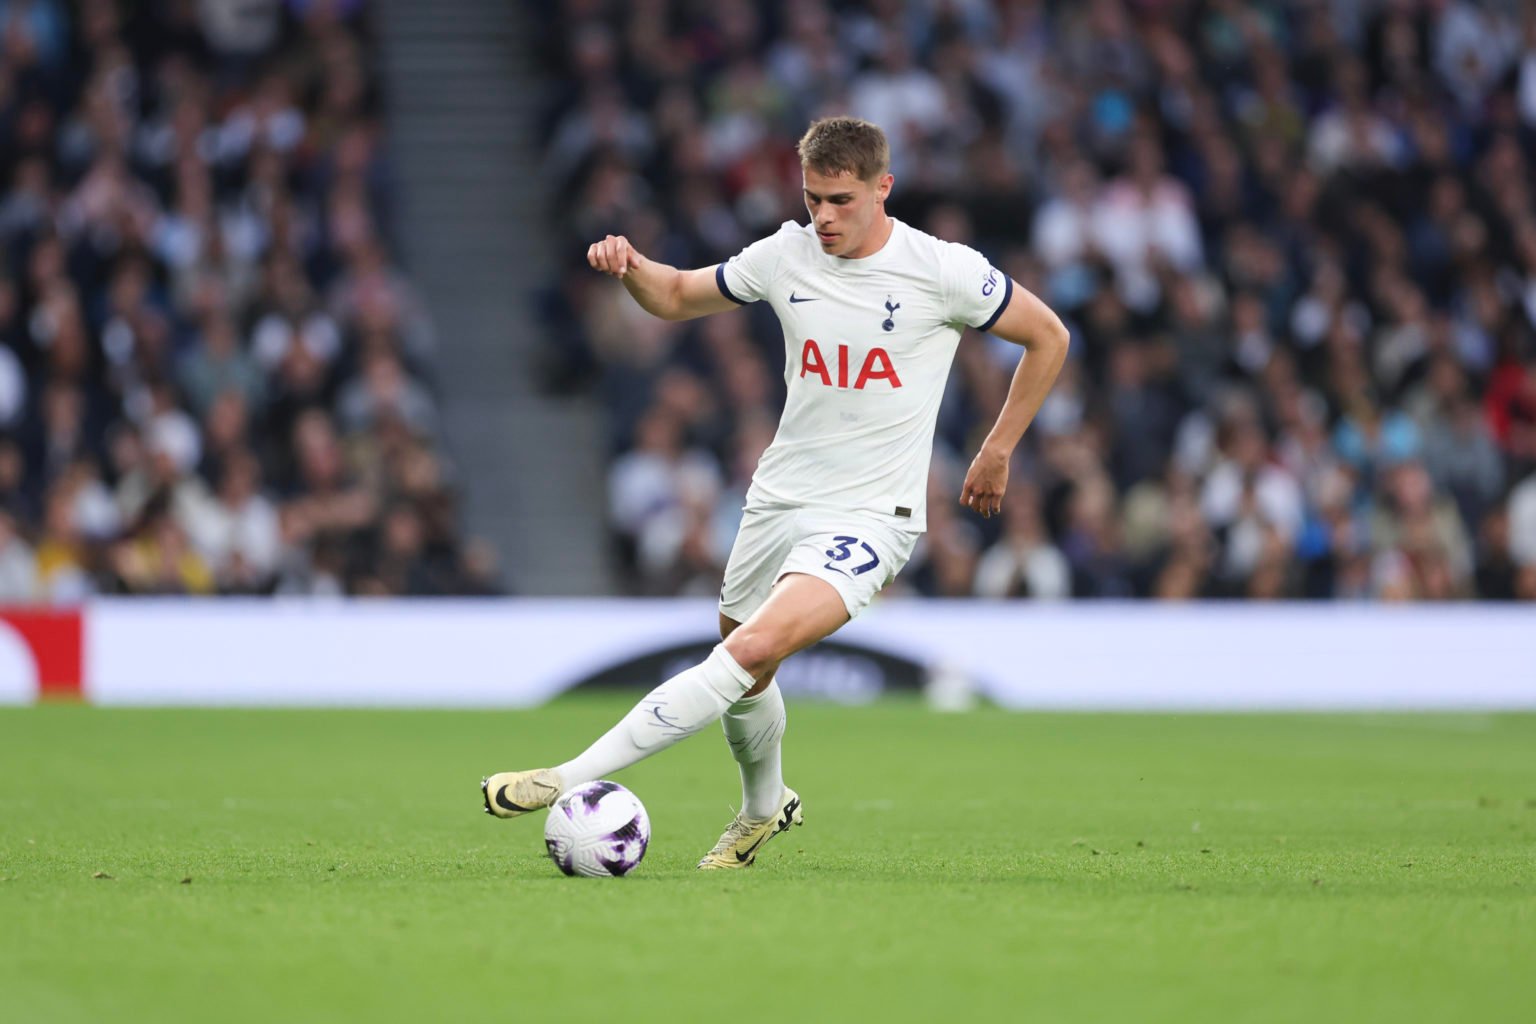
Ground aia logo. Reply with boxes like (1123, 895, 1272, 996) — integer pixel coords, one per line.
(799, 339, 902, 390)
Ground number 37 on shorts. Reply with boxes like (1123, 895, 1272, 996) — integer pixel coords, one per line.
(823, 535, 880, 576)
(718, 508, 919, 622)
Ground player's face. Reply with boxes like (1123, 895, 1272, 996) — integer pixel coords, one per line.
(802, 166, 894, 258)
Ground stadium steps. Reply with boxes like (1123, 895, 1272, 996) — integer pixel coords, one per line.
(376, 0, 613, 595)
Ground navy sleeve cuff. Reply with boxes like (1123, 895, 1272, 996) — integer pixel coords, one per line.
(715, 263, 746, 305)
(975, 275, 1013, 332)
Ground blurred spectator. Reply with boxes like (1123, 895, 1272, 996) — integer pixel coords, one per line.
(109, 493, 215, 596)
(536, 0, 1535, 602)
(337, 349, 435, 438)
(0, 509, 37, 600)
(1092, 136, 1203, 311)
(34, 483, 91, 601)
(182, 450, 280, 592)
(608, 406, 721, 592)
(178, 313, 263, 418)
(1511, 473, 1536, 574)
(973, 484, 1070, 600)
(1368, 461, 1473, 600)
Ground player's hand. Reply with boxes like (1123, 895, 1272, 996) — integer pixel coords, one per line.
(959, 446, 1008, 518)
(587, 234, 643, 279)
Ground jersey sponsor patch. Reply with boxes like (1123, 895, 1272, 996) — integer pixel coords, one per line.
(799, 339, 903, 390)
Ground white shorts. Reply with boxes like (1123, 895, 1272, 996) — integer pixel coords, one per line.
(718, 506, 919, 623)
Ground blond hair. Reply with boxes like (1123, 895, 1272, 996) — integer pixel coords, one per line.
(796, 117, 890, 182)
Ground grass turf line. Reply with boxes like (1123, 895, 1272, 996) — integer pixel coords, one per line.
(2, 699, 1533, 1023)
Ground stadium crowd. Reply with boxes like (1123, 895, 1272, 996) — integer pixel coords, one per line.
(0, 0, 499, 598)
(535, 0, 1536, 601)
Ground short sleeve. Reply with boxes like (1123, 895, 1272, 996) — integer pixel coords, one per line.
(941, 242, 1013, 331)
(717, 223, 793, 304)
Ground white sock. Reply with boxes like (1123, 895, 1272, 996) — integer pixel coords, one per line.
(555, 644, 756, 789)
(721, 681, 786, 820)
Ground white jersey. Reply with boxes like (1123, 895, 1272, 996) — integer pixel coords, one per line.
(717, 218, 1012, 532)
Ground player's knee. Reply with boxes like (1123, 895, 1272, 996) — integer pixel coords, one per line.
(722, 627, 781, 681)
(718, 613, 740, 641)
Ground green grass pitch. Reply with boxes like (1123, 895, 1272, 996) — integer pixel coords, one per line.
(3, 698, 1533, 1023)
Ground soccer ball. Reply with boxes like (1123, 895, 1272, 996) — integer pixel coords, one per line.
(543, 780, 651, 877)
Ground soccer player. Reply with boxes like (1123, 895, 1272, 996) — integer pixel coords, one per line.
(483, 117, 1068, 868)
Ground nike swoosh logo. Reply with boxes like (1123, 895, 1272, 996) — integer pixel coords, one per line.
(735, 797, 801, 862)
(735, 832, 770, 862)
(788, 292, 817, 303)
(492, 785, 537, 814)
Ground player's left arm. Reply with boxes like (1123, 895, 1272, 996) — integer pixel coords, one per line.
(959, 284, 1070, 518)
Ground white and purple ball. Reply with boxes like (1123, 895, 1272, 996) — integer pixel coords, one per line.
(543, 781, 650, 878)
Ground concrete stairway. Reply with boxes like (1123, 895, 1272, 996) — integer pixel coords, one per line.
(375, 0, 612, 594)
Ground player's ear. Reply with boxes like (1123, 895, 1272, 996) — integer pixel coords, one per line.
(876, 173, 894, 204)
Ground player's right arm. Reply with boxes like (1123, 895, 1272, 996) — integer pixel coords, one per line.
(587, 234, 738, 321)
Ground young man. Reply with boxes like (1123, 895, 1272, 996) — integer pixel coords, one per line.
(483, 117, 1068, 868)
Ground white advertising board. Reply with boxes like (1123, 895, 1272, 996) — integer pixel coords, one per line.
(34, 598, 1527, 710)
